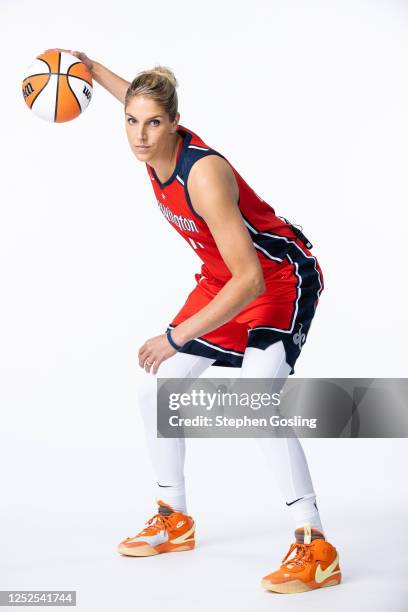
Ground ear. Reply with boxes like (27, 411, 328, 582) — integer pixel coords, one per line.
(171, 112, 180, 132)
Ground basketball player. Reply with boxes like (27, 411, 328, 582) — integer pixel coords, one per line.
(46, 49, 341, 593)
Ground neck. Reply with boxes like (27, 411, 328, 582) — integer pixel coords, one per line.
(151, 131, 183, 184)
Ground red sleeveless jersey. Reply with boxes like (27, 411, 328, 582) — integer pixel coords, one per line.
(146, 125, 313, 284)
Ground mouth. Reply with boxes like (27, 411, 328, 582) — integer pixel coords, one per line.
(135, 145, 150, 151)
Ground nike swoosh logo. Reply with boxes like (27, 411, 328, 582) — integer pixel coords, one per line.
(169, 521, 195, 544)
(315, 553, 341, 584)
(286, 496, 305, 506)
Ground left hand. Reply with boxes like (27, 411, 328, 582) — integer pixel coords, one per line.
(138, 333, 177, 375)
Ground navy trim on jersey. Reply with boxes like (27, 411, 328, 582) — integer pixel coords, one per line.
(149, 130, 193, 188)
(242, 213, 295, 263)
(246, 224, 323, 374)
(243, 212, 323, 326)
(166, 325, 244, 368)
(184, 185, 205, 221)
(179, 145, 226, 221)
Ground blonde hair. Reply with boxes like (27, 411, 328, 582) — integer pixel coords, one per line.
(125, 65, 178, 121)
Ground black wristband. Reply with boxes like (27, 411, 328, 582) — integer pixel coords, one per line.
(166, 329, 183, 351)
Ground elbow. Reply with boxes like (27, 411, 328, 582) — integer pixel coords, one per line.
(246, 272, 266, 298)
(255, 273, 266, 297)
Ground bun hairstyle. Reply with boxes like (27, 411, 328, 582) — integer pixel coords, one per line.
(125, 65, 178, 121)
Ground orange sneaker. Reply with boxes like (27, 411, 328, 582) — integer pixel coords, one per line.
(118, 499, 196, 557)
(261, 523, 341, 594)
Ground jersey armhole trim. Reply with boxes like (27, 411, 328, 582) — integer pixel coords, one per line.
(184, 151, 227, 221)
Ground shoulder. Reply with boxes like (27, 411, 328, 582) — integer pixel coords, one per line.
(179, 125, 233, 185)
(187, 155, 240, 221)
(179, 126, 239, 204)
(188, 154, 237, 193)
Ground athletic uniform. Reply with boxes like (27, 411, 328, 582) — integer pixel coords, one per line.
(120, 127, 342, 591)
(146, 125, 324, 375)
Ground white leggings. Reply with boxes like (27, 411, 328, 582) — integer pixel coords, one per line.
(137, 341, 322, 530)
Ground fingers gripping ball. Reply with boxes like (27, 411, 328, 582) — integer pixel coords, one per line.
(22, 51, 93, 122)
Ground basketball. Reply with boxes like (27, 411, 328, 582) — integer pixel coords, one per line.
(22, 50, 93, 123)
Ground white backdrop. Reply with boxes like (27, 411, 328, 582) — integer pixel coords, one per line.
(1, 1, 407, 611)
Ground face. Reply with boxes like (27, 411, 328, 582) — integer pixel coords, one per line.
(125, 95, 180, 163)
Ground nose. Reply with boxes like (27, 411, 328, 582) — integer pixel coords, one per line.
(136, 125, 147, 143)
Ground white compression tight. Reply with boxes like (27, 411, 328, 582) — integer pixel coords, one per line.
(136, 341, 323, 532)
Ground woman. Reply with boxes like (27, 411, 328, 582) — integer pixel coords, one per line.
(48, 49, 341, 594)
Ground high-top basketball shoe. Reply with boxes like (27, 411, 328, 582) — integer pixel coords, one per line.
(261, 523, 341, 593)
(118, 499, 195, 557)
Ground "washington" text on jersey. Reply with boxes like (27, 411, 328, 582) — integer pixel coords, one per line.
(157, 200, 199, 233)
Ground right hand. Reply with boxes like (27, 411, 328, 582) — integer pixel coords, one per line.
(42, 48, 94, 73)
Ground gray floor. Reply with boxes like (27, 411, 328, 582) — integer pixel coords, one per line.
(3, 437, 408, 611)
(3, 502, 407, 612)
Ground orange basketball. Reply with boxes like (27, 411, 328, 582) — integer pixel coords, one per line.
(22, 51, 93, 123)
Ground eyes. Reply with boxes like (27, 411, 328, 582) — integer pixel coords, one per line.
(126, 118, 160, 126)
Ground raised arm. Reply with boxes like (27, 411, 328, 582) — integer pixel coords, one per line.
(44, 48, 131, 104)
(91, 60, 130, 104)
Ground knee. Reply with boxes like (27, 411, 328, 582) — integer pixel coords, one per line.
(136, 372, 158, 407)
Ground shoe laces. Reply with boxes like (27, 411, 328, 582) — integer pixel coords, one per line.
(132, 513, 174, 538)
(281, 542, 313, 568)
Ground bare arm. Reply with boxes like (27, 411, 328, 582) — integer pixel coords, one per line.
(91, 61, 130, 104)
(171, 155, 266, 347)
(44, 49, 130, 104)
